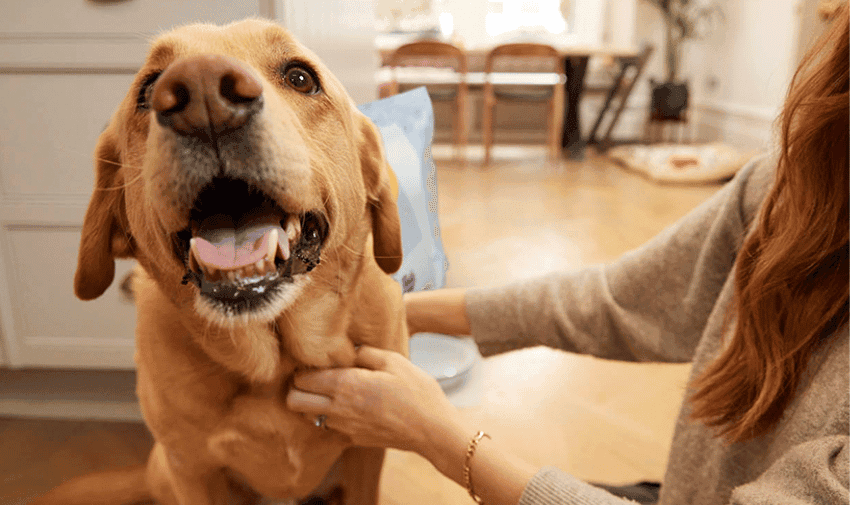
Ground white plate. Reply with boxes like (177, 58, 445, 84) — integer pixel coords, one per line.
(409, 333, 477, 391)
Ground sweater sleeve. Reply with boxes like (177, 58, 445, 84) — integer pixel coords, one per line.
(465, 154, 776, 362)
(729, 436, 849, 505)
(518, 467, 641, 505)
(517, 437, 849, 505)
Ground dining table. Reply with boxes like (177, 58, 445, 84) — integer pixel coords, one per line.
(377, 42, 641, 160)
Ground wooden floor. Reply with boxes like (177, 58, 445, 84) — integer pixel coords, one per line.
(2, 146, 724, 505)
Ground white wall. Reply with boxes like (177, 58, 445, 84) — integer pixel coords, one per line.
(688, 0, 800, 150)
(279, 0, 378, 103)
(610, 0, 804, 151)
(444, 0, 490, 47)
(607, 0, 637, 48)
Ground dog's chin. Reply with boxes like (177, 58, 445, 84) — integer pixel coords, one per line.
(193, 274, 311, 327)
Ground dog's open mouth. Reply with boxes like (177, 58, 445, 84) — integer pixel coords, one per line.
(175, 177, 328, 314)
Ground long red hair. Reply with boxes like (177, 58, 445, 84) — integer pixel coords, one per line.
(689, 4, 849, 442)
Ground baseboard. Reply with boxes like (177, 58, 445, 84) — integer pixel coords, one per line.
(0, 368, 142, 421)
(693, 100, 778, 151)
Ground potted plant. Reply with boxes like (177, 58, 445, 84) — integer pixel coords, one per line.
(643, 0, 724, 120)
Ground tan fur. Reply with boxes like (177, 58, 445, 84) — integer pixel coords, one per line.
(36, 19, 407, 505)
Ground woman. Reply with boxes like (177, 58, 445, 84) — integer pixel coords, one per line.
(287, 5, 849, 504)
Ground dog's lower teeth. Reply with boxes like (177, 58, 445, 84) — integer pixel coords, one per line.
(197, 260, 279, 284)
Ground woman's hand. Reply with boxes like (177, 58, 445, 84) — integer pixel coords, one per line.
(288, 345, 538, 505)
(286, 345, 467, 456)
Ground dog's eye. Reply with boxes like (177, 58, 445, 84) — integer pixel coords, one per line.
(282, 64, 320, 95)
(136, 72, 161, 111)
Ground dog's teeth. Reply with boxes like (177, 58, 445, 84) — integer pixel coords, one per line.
(278, 215, 299, 262)
(267, 228, 279, 264)
(255, 259, 266, 275)
(285, 215, 301, 243)
(277, 233, 290, 261)
(189, 238, 202, 274)
(227, 270, 237, 282)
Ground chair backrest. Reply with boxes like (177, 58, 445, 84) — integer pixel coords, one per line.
(485, 43, 561, 74)
(389, 40, 467, 74)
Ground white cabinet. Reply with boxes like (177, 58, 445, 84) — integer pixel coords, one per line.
(0, 0, 377, 368)
(0, 0, 271, 69)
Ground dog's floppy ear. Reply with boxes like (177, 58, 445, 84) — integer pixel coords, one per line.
(357, 115, 403, 274)
(74, 126, 135, 300)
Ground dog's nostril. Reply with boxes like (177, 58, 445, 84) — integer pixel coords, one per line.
(152, 80, 191, 114)
(220, 73, 261, 105)
(169, 83, 191, 113)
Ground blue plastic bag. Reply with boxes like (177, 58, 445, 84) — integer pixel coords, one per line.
(358, 87, 448, 293)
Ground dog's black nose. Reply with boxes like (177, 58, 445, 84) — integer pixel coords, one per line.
(151, 54, 263, 136)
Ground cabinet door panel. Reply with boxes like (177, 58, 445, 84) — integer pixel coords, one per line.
(0, 1, 270, 68)
(3, 227, 137, 368)
(0, 1, 265, 36)
(0, 73, 135, 198)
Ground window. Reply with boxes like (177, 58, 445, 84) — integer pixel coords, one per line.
(485, 0, 569, 36)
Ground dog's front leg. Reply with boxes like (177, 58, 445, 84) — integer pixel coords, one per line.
(148, 443, 234, 505)
(339, 446, 385, 505)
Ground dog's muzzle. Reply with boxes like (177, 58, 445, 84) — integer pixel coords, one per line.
(148, 54, 329, 315)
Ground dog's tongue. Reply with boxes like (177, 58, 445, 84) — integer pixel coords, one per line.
(193, 213, 285, 271)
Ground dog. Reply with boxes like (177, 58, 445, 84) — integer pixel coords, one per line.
(32, 18, 407, 505)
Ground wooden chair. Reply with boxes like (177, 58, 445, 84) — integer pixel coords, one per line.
(482, 43, 565, 165)
(387, 40, 468, 155)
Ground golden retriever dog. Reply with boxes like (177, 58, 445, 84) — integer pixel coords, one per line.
(32, 18, 407, 505)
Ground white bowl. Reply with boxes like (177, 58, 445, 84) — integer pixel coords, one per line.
(409, 333, 477, 391)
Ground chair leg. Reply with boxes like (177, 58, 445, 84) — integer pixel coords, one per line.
(546, 98, 559, 160)
(482, 93, 495, 165)
(549, 87, 565, 161)
(455, 90, 468, 160)
(452, 97, 461, 159)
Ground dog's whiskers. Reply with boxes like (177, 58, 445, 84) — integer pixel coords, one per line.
(339, 243, 367, 258)
(90, 158, 147, 191)
(335, 248, 342, 296)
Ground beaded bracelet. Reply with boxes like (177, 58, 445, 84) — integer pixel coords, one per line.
(463, 431, 491, 504)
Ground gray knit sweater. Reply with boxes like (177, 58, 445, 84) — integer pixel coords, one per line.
(465, 154, 849, 505)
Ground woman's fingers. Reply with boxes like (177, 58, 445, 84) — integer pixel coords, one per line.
(293, 368, 339, 395)
(286, 388, 332, 414)
(354, 345, 396, 371)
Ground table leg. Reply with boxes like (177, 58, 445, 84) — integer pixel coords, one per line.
(562, 56, 589, 160)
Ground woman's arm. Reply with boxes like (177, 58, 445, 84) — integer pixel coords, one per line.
(423, 424, 538, 505)
(404, 287, 471, 336)
(465, 156, 777, 362)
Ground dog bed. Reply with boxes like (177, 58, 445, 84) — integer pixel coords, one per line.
(607, 142, 760, 184)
